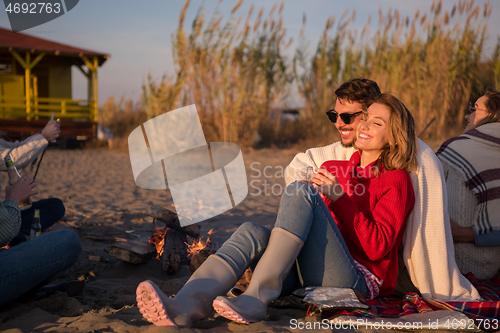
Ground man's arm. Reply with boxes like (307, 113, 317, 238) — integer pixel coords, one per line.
(0, 134, 48, 171)
(284, 141, 356, 186)
(0, 176, 37, 247)
(0, 199, 21, 247)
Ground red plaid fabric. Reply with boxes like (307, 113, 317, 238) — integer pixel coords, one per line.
(322, 274, 500, 331)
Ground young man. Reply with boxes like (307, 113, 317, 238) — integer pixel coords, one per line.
(285, 78, 480, 302)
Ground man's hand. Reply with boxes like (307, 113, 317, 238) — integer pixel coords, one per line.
(449, 219, 475, 244)
(41, 120, 60, 141)
(5, 176, 38, 204)
(311, 168, 344, 202)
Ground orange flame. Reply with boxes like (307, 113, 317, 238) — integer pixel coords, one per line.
(149, 226, 168, 259)
(185, 229, 213, 258)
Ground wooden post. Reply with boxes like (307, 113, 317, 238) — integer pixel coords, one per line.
(33, 75, 38, 117)
(81, 55, 99, 122)
(93, 57, 98, 122)
(10, 50, 45, 120)
(25, 52, 30, 119)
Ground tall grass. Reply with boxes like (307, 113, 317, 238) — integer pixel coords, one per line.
(143, 0, 294, 146)
(139, 0, 499, 147)
(296, 0, 499, 139)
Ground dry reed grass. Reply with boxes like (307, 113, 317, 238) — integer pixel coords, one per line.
(296, 0, 499, 140)
(101, 0, 500, 149)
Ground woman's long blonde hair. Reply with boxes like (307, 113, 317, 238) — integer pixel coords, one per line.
(368, 94, 418, 173)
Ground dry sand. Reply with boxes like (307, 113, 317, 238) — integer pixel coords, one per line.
(0, 141, 457, 333)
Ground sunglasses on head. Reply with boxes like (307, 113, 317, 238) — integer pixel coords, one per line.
(326, 109, 364, 124)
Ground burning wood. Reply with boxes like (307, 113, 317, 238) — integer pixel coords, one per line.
(187, 229, 221, 274)
(149, 224, 168, 259)
(149, 220, 189, 275)
(146, 202, 200, 239)
(186, 229, 218, 259)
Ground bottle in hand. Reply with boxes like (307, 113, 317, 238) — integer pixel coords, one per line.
(30, 209, 42, 238)
(4, 155, 33, 210)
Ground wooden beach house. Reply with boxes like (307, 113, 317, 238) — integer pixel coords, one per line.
(0, 27, 109, 145)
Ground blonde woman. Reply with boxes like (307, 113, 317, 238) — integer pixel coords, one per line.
(136, 93, 418, 327)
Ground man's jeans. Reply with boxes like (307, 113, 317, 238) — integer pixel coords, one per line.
(215, 181, 368, 298)
(0, 230, 82, 307)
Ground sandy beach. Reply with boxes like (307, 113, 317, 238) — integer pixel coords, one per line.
(0, 144, 329, 333)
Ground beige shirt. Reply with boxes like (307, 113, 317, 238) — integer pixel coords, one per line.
(443, 161, 500, 279)
(0, 133, 48, 192)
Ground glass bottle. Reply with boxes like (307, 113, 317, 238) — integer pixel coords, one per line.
(4, 155, 33, 210)
(305, 166, 314, 184)
(30, 209, 42, 238)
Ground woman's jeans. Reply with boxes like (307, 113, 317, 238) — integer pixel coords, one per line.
(0, 229, 82, 308)
(215, 181, 368, 298)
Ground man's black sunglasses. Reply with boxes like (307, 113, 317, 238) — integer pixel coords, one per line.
(326, 110, 363, 124)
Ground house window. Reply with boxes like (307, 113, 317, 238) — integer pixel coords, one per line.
(0, 64, 13, 75)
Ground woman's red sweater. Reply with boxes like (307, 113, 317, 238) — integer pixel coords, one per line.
(321, 151, 415, 296)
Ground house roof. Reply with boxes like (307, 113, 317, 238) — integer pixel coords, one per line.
(0, 26, 109, 65)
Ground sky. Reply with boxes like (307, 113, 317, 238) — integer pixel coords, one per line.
(1, 0, 499, 107)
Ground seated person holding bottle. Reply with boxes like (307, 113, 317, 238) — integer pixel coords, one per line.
(0, 120, 66, 246)
(0, 172, 83, 307)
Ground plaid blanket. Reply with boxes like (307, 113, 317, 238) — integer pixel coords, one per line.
(322, 274, 500, 329)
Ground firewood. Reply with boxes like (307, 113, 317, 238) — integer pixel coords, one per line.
(109, 239, 156, 264)
(147, 202, 200, 238)
(161, 229, 189, 275)
(189, 249, 217, 274)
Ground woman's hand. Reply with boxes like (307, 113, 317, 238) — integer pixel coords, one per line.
(5, 176, 38, 204)
(311, 168, 344, 202)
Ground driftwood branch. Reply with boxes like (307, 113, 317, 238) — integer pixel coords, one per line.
(146, 202, 200, 238)
(109, 239, 156, 264)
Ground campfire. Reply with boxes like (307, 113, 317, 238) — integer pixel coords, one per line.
(108, 202, 251, 291)
(143, 203, 220, 275)
(149, 222, 219, 275)
(149, 224, 215, 257)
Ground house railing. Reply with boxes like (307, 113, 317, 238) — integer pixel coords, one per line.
(0, 95, 96, 121)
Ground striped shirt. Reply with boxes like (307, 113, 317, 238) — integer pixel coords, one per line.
(0, 178, 22, 247)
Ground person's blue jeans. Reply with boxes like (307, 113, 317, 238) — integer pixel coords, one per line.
(0, 229, 82, 308)
(215, 181, 368, 298)
(9, 198, 66, 246)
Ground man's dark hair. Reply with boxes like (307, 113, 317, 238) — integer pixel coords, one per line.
(335, 78, 381, 110)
